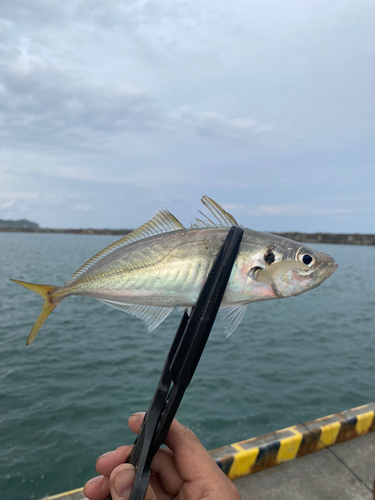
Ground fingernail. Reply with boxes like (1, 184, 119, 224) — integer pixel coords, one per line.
(113, 466, 135, 498)
(130, 412, 144, 417)
(96, 450, 113, 464)
(87, 475, 103, 484)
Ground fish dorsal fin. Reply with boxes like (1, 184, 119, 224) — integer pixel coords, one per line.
(69, 208, 184, 282)
(190, 196, 239, 229)
(98, 299, 174, 333)
(256, 260, 309, 286)
(219, 304, 248, 337)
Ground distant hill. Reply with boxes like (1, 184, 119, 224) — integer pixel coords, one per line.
(0, 218, 39, 228)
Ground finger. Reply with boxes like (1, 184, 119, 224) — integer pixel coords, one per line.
(83, 475, 110, 500)
(150, 448, 183, 495)
(96, 446, 133, 477)
(128, 414, 183, 493)
(128, 414, 208, 464)
(128, 412, 145, 434)
(128, 413, 217, 482)
(149, 476, 173, 500)
(164, 420, 218, 481)
(110, 464, 160, 500)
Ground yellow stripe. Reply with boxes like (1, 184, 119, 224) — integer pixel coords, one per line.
(39, 487, 84, 499)
(228, 443, 259, 480)
(316, 421, 341, 450)
(277, 428, 303, 462)
(356, 411, 374, 434)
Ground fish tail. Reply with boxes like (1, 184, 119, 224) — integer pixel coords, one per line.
(10, 279, 62, 345)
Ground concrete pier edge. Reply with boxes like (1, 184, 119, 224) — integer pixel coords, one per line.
(40, 488, 84, 499)
(210, 402, 375, 480)
(39, 402, 375, 499)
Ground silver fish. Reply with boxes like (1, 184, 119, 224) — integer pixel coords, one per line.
(12, 196, 337, 344)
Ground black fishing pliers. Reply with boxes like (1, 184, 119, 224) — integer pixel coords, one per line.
(107, 225, 243, 500)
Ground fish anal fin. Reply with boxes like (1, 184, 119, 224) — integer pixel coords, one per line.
(98, 299, 174, 333)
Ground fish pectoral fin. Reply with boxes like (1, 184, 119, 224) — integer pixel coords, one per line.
(98, 299, 174, 333)
(256, 260, 309, 286)
(219, 304, 248, 337)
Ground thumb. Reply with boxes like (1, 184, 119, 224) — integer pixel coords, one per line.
(110, 464, 159, 500)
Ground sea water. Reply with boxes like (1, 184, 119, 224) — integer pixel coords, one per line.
(0, 233, 374, 499)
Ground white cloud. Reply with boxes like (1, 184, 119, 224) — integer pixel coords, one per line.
(51, 197, 91, 213)
(0, 66, 163, 150)
(222, 204, 368, 218)
(0, 192, 39, 209)
(170, 106, 272, 140)
(0, 192, 40, 219)
(0, 190, 91, 220)
(0, 65, 274, 152)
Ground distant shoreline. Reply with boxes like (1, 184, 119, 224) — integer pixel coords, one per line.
(0, 226, 374, 245)
(0, 227, 132, 235)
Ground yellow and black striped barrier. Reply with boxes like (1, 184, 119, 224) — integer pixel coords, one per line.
(209, 402, 375, 480)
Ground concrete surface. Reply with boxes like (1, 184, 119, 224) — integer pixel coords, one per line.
(234, 432, 375, 500)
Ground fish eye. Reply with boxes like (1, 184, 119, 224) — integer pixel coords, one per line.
(300, 253, 314, 266)
(264, 249, 275, 265)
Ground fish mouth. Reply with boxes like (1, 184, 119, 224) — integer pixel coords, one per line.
(303, 260, 338, 284)
(271, 256, 338, 298)
(314, 254, 338, 280)
(324, 261, 338, 279)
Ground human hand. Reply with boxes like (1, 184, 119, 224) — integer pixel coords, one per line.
(84, 412, 241, 500)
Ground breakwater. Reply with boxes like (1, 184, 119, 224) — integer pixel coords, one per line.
(273, 232, 375, 246)
(0, 226, 374, 245)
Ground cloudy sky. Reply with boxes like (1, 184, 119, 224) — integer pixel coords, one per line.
(0, 0, 374, 232)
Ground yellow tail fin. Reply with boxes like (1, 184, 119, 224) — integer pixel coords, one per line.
(10, 280, 61, 345)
